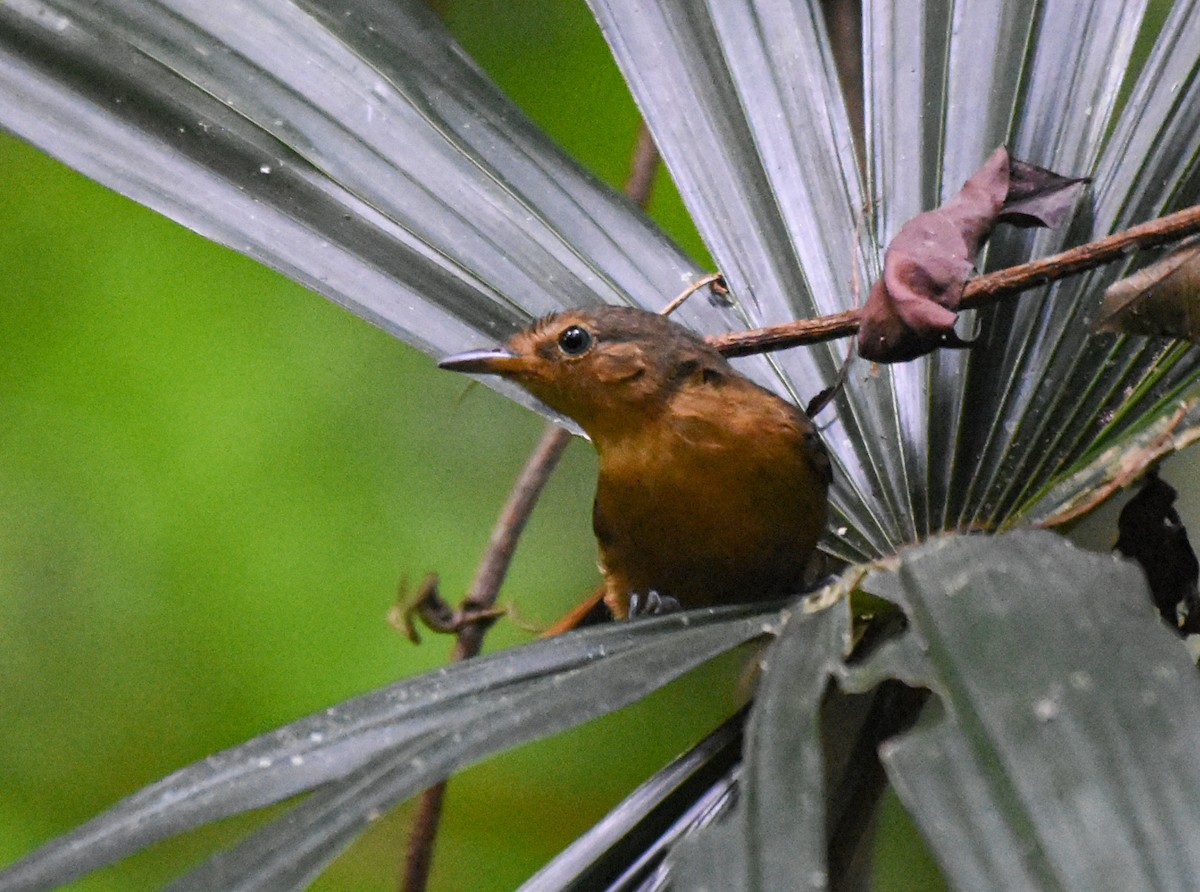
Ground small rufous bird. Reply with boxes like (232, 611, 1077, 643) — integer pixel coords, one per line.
(439, 306, 831, 620)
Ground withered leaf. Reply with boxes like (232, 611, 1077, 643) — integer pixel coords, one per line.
(859, 146, 1089, 363)
(1000, 159, 1093, 228)
(1092, 236, 1200, 340)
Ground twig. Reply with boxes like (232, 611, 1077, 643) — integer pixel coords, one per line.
(400, 119, 663, 892)
(959, 204, 1200, 307)
(401, 782, 446, 892)
(452, 426, 573, 659)
(709, 203, 1200, 358)
(660, 272, 726, 317)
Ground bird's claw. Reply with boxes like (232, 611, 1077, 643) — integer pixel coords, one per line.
(627, 591, 682, 619)
(805, 574, 840, 593)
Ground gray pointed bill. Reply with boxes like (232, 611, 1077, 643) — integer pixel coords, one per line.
(438, 347, 520, 375)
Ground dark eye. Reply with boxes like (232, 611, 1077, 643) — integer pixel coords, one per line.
(557, 325, 593, 356)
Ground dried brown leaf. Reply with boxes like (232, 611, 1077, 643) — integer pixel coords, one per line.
(1000, 158, 1092, 228)
(860, 146, 1089, 362)
(1093, 237, 1200, 340)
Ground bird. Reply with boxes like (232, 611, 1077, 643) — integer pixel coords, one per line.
(439, 306, 831, 620)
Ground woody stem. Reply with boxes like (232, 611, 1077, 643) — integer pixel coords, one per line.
(709, 203, 1200, 358)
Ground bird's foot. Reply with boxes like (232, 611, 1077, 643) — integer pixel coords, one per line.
(627, 591, 682, 619)
(804, 574, 840, 593)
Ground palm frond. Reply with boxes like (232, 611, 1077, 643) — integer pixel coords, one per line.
(2, 1, 1200, 890)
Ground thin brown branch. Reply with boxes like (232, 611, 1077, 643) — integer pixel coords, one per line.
(960, 204, 1200, 308)
(711, 308, 861, 358)
(709, 203, 1200, 358)
(401, 782, 447, 892)
(661, 272, 725, 317)
(452, 425, 573, 659)
(400, 119, 663, 892)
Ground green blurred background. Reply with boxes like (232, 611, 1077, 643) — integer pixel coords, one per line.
(6, 1, 1134, 889)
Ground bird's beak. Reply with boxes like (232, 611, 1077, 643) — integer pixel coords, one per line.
(438, 347, 524, 376)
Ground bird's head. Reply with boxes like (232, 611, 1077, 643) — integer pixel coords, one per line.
(439, 306, 731, 441)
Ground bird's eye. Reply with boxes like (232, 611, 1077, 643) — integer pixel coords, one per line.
(557, 325, 593, 356)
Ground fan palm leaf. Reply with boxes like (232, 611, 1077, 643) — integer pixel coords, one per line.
(2, 1, 1199, 889)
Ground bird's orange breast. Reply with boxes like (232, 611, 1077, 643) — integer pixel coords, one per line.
(592, 379, 828, 617)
